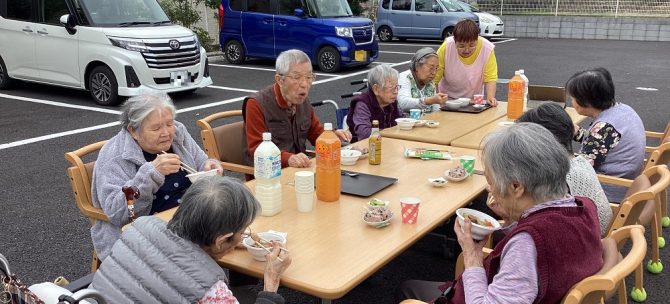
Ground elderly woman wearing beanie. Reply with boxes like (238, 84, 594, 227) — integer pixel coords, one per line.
(397, 47, 448, 113)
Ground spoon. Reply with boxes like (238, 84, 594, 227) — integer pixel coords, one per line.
(341, 171, 359, 177)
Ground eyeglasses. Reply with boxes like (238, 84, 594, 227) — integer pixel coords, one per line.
(383, 84, 401, 92)
(456, 44, 477, 51)
(282, 73, 316, 83)
(241, 227, 251, 239)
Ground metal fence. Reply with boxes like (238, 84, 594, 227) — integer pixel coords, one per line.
(471, 0, 670, 17)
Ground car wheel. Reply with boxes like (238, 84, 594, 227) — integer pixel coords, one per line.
(442, 27, 454, 40)
(88, 65, 121, 106)
(377, 26, 393, 42)
(0, 56, 15, 89)
(317, 46, 341, 73)
(224, 40, 245, 64)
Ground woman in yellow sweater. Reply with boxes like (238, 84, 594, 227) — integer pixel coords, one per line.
(434, 19, 498, 106)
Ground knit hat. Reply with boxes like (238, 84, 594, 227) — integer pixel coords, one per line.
(410, 47, 438, 72)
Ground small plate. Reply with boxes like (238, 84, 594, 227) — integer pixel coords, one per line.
(473, 104, 486, 109)
(426, 121, 440, 128)
(444, 169, 469, 182)
(362, 212, 394, 228)
(414, 120, 427, 127)
(428, 177, 448, 187)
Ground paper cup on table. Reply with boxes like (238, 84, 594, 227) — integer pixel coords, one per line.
(400, 197, 421, 224)
(459, 155, 476, 175)
(295, 171, 314, 212)
(473, 94, 484, 105)
(409, 109, 422, 120)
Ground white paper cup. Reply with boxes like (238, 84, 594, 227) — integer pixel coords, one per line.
(296, 191, 315, 212)
(294, 171, 314, 190)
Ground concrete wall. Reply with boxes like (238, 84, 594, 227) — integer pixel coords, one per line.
(501, 15, 670, 41)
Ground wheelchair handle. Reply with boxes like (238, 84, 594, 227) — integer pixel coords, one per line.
(340, 92, 362, 99)
(350, 79, 367, 85)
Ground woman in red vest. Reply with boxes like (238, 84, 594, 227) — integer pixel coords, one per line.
(397, 123, 603, 303)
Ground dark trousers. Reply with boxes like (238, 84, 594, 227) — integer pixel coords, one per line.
(395, 279, 444, 303)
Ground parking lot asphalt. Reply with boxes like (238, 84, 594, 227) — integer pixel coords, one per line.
(0, 38, 668, 303)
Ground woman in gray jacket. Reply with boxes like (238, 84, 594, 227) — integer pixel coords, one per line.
(91, 92, 222, 260)
(91, 176, 291, 303)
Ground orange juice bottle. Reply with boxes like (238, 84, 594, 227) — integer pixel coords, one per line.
(315, 123, 341, 202)
(507, 71, 525, 119)
(369, 120, 381, 165)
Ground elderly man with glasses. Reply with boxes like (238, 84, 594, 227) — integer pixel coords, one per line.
(346, 64, 405, 142)
(243, 49, 352, 168)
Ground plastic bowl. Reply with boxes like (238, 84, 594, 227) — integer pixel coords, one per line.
(428, 177, 448, 187)
(242, 232, 287, 261)
(456, 208, 500, 240)
(425, 121, 440, 128)
(366, 198, 390, 210)
(395, 118, 417, 130)
(363, 210, 394, 229)
(444, 168, 469, 182)
(444, 100, 462, 110)
(414, 120, 427, 127)
(341, 149, 362, 166)
(456, 98, 471, 106)
(185, 169, 218, 183)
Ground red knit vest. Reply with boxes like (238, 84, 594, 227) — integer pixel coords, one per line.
(444, 197, 603, 304)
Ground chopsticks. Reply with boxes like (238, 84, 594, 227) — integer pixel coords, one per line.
(252, 239, 284, 262)
(160, 151, 197, 174)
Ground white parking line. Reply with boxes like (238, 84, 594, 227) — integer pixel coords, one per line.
(493, 38, 517, 44)
(379, 42, 441, 47)
(0, 93, 121, 115)
(0, 121, 120, 151)
(313, 60, 410, 85)
(209, 63, 335, 77)
(379, 51, 415, 55)
(208, 85, 257, 93)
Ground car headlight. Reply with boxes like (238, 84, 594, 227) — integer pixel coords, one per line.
(335, 27, 353, 38)
(480, 15, 497, 23)
(108, 37, 148, 53)
(193, 35, 201, 50)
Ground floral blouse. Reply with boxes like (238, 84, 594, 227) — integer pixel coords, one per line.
(198, 281, 239, 304)
(574, 121, 622, 168)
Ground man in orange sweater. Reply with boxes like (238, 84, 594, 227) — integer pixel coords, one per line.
(243, 49, 352, 168)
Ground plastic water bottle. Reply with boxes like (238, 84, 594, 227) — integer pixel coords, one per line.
(254, 132, 282, 216)
(369, 120, 381, 165)
(507, 71, 525, 120)
(519, 69, 529, 111)
(315, 123, 341, 202)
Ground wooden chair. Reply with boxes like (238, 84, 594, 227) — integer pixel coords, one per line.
(646, 142, 670, 228)
(599, 165, 670, 302)
(64, 141, 108, 272)
(403, 226, 646, 304)
(644, 122, 670, 153)
(528, 85, 566, 105)
(196, 110, 254, 175)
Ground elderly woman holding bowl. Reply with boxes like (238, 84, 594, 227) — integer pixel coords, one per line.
(397, 47, 448, 113)
(397, 123, 602, 303)
(346, 64, 404, 142)
(91, 92, 222, 261)
(91, 176, 291, 303)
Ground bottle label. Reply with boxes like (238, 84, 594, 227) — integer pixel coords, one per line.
(509, 81, 523, 93)
(255, 155, 281, 179)
(370, 143, 376, 162)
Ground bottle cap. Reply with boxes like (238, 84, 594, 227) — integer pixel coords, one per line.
(519, 69, 525, 74)
(372, 120, 379, 126)
(324, 123, 333, 131)
(262, 132, 272, 141)
(514, 70, 521, 75)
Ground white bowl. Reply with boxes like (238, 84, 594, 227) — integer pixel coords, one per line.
(186, 169, 219, 183)
(456, 208, 501, 240)
(242, 232, 287, 261)
(444, 169, 469, 182)
(363, 209, 394, 229)
(443, 100, 461, 110)
(473, 104, 486, 109)
(341, 149, 362, 166)
(425, 121, 440, 128)
(456, 98, 471, 106)
(395, 118, 417, 130)
(414, 120, 427, 127)
(428, 177, 448, 187)
(366, 198, 389, 210)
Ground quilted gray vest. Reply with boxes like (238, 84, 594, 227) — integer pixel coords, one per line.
(90, 217, 227, 304)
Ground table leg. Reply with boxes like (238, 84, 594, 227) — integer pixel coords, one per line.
(321, 299, 333, 304)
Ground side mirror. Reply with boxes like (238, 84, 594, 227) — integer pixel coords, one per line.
(432, 4, 441, 12)
(60, 14, 77, 34)
(294, 8, 305, 18)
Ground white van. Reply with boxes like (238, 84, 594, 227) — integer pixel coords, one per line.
(0, 0, 212, 105)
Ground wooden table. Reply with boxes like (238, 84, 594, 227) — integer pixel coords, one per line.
(380, 103, 508, 145)
(450, 107, 587, 150)
(154, 138, 487, 302)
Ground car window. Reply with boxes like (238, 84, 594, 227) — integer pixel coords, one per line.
(415, 0, 438, 12)
(391, 0, 411, 11)
(7, 0, 33, 21)
(439, 0, 463, 12)
(69, 0, 90, 25)
(230, 0, 244, 11)
(38, 0, 71, 25)
(248, 0, 276, 14)
(381, 0, 390, 9)
(278, 0, 302, 16)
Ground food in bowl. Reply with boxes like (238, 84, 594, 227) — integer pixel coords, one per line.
(443, 100, 462, 110)
(444, 166, 468, 182)
(341, 149, 363, 166)
(185, 169, 219, 183)
(363, 206, 394, 228)
(242, 232, 287, 261)
(395, 118, 417, 130)
(428, 177, 448, 187)
(456, 208, 500, 240)
(425, 121, 440, 128)
(367, 198, 389, 209)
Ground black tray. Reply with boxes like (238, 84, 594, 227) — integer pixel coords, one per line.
(441, 104, 491, 113)
(340, 170, 398, 197)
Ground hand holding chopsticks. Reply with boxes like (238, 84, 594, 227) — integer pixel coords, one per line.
(160, 151, 197, 174)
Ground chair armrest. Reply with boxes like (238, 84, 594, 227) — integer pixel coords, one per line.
(221, 162, 254, 175)
(64, 273, 95, 293)
(645, 131, 663, 139)
(597, 174, 633, 187)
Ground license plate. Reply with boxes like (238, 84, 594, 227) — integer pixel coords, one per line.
(354, 50, 367, 62)
(170, 70, 191, 87)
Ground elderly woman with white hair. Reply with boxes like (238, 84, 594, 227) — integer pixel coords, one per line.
(397, 123, 603, 304)
(397, 47, 448, 113)
(91, 92, 222, 261)
(346, 64, 404, 142)
(91, 176, 291, 303)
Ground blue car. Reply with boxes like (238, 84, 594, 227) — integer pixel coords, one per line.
(219, 0, 378, 72)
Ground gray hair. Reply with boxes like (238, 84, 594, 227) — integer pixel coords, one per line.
(276, 49, 312, 76)
(367, 64, 399, 89)
(411, 47, 438, 72)
(167, 176, 261, 246)
(120, 91, 176, 131)
(482, 122, 570, 202)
